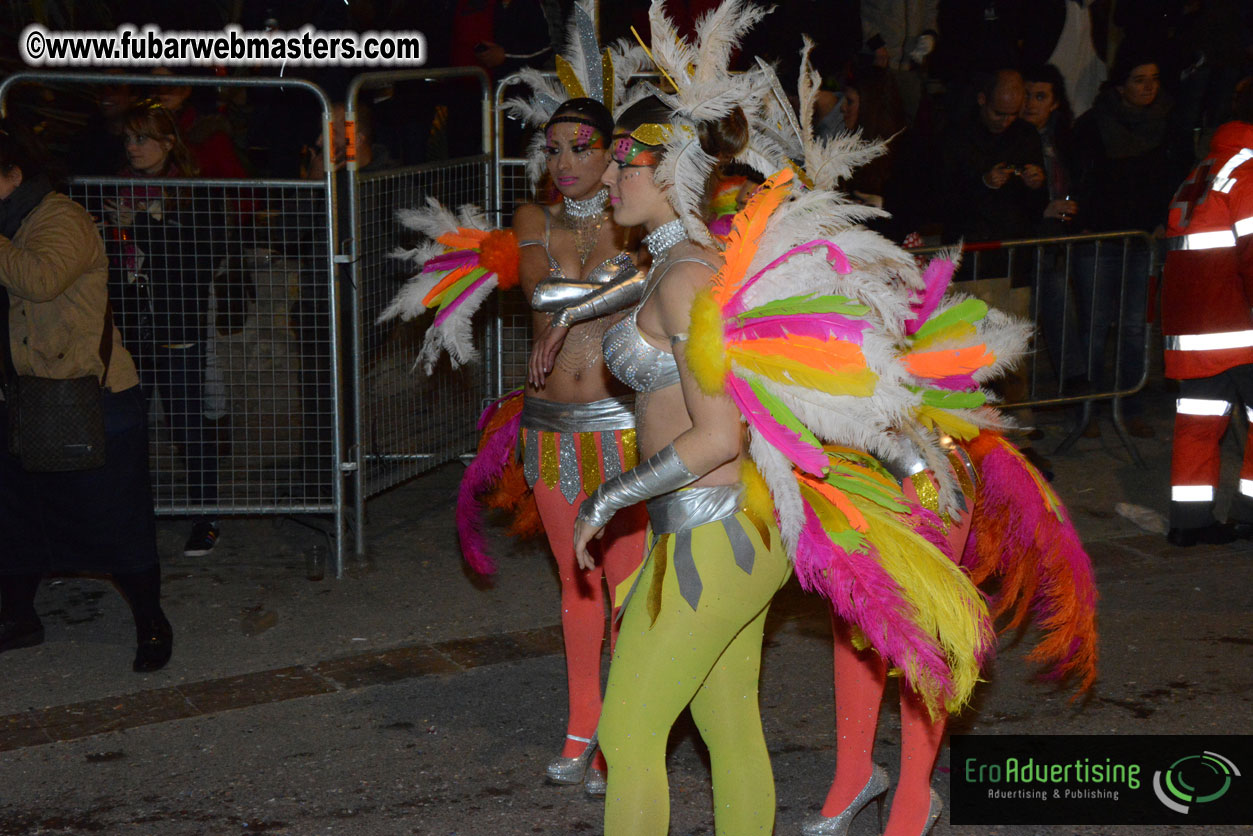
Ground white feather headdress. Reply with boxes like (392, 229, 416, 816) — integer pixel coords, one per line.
(626, 0, 791, 245)
(501, 0, 649, 184)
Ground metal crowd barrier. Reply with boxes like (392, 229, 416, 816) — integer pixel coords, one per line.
(910, 230, 1159, 463)
(345, 68, 494, 560)
(0, 73, 352, 572)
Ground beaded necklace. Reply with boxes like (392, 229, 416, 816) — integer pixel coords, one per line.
(557, 188, 609, 263)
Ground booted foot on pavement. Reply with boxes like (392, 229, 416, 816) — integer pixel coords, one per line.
(133, 612, 173, 672)
(1168, 522, 1240, 547)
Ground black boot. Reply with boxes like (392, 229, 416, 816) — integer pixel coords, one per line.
(113, 567, 173, 673)
(0, 574, 44, 653)
(132, 612, 173, 673)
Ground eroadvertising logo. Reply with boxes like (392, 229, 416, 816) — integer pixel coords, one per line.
(1152, 751, 1240, 814)
(951, 735, 1253, 826)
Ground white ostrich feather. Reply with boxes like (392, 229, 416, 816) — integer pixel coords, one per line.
(755, 57, 803, 153)
(414, 279, 497, 374)
(377, 270, 443, 323)
(691, 0, 771, 85)
(653, 136, 718, 246)
(646, 0, 698, 91)
(796, 38, 819, 149)
(395, 196, 460, 239)
(501, 67, 567, 127)
(522, 131, 549, 187)
(748, 429, 806, 549)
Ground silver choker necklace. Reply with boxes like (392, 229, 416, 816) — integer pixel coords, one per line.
(563, 188, 609, 220)
(644, 218, 687, 259)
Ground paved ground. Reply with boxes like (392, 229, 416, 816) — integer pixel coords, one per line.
(2, 380, 1252, 836)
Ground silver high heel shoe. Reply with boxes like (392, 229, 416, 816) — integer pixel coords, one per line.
(801, 764, 890, 836)
(584, 765, 607, 797)
(546, 733, 597, 784)
(915, 788, 942, 835)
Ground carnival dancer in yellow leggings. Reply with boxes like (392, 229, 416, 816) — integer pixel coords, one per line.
(572, 86, 790, 833)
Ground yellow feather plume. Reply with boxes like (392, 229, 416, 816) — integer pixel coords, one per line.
(687, 289, 729, 395)
(732, 351, 878, 396)
(853, 498, 992, 717)
(916, 406, 981, 441)
(911, 320, 976, 350)
(741, 460, 775, 523)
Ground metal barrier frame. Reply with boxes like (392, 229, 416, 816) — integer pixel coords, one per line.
(0, 72, 354, 572)
(911, 230, 1158, 463)
(345, 68, 494, 561)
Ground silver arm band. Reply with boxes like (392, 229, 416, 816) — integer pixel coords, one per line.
(578, 444, 698, 528)
(550, 264, 646, 328)
(531, 278, 605, 312)
(534, 254, 640, 312)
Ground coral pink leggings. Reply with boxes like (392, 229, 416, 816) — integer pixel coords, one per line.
(530, 430, 647, 759)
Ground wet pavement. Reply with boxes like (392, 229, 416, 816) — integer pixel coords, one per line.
(2, 382, 1252, 835)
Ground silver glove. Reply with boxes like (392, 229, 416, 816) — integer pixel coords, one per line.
(532, 252, 637, 312)
(550, 261, 646, 328)
(578, 444, 698, 528)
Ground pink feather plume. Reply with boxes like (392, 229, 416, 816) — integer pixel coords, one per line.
(728, 313, 869, 344)
(455, 407, 522, 575)
(424, 250, 481, 271)
(431, 272, 494, 328)
(905, 257, 957, 335)
(962, 438, 1099, 688)
(727, 240, 852, 316)
(798, 507, 956, 701)
(727, 376, 829, 475)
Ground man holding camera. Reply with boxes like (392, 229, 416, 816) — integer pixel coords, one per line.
(940, 68, 1048, 244)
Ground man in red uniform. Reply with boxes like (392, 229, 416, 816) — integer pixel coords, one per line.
(1162, 79, 1253, 546)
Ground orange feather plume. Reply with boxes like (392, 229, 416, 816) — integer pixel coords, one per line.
(711, 169, 794, 306)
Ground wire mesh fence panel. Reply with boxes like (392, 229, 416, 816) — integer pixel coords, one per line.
(71, 178, 336, 514)
(357, 157, 492, 497)
(494, 158, 537, 396)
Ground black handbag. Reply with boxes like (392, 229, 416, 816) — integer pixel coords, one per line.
(2, 293, 113, 472)
(6, 374, 107, 471)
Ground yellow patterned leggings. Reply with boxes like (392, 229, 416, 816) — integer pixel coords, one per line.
(599, 510, 791, 835)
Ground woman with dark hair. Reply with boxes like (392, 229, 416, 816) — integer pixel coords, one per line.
(114, 101, 222, 557)
(573, 90, 792, 833)
(1021, 62, 1085, 388)
(379, 3, 649, 795)
(511, 94, 649, 796)
(0, 121, 172, 672)
(1071, 46, 1180, 436)
(1022, 62, 1077, 227)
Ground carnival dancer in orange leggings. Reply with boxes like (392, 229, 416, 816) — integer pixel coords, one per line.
(381, 2, 652, 795)
(513, 92, 649, 794)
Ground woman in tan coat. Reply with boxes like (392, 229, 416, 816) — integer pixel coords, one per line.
(0, 123, 171, 672)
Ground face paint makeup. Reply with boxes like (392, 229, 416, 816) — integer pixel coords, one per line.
(546, 117, 607, 157)
(611, 134, 662, 167)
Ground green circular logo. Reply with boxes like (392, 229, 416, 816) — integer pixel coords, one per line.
(1153, 752, 1240, 814)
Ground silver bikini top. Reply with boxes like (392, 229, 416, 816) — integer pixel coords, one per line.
(602, 257, 717, 393)
(520, 208, 636, 311)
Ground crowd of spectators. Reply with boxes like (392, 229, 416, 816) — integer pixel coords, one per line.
(0, 0, 1250, 491)
(1, 1, 1245, 242)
